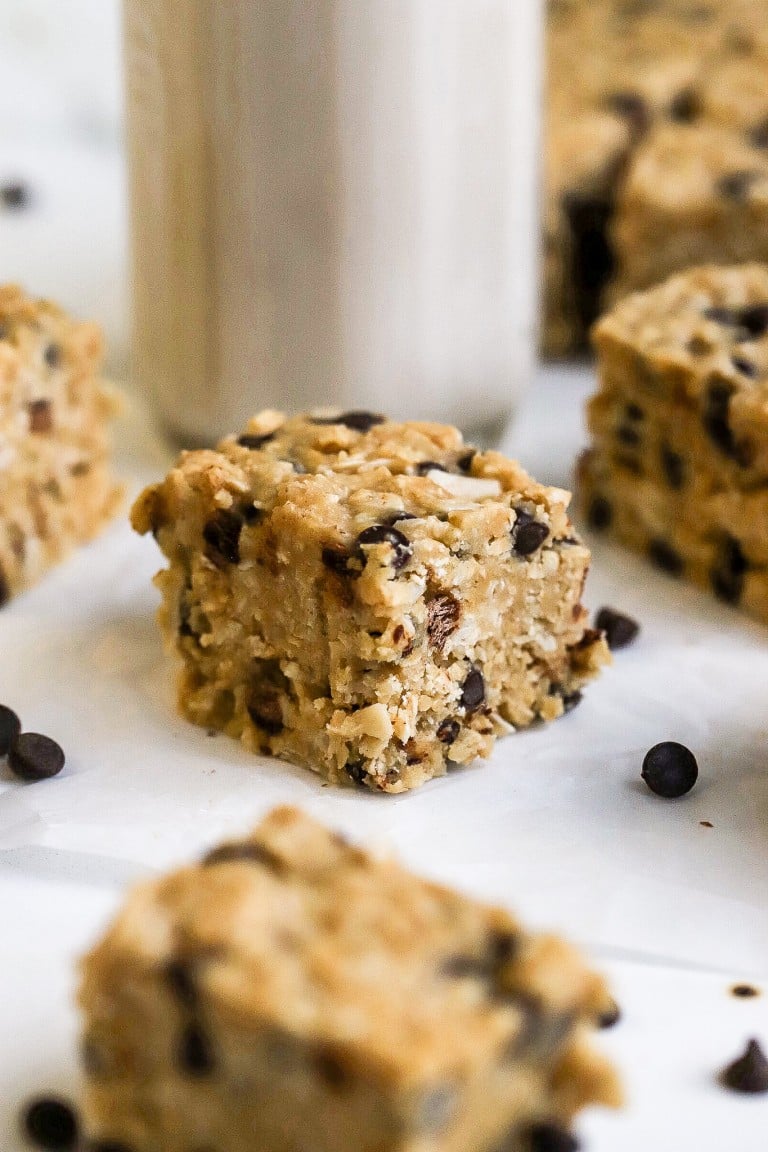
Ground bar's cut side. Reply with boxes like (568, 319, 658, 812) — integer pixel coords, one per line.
(79, 806, 622, 1152)
(580, 263, 768, 622)
(132, 411, 608, 792)
(0, 284, 122, 602)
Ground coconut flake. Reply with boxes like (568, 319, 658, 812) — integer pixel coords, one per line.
(425, 471, 502, 500)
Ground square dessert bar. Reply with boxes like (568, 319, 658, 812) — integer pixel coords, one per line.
(79, 806, 621, 1152)
(580, 263, 768, 623)
(0, 285, 122, 601)
(132, 411, 608, 792)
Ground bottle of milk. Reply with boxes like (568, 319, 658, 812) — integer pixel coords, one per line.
(123, 1, 542, 445)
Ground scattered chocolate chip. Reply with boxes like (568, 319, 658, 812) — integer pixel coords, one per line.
(178, 1023, 215, 1076)
(641, 741, 698, 798)
(562, 690, 583, 713)
(457, 450, 476, 473)
(700, 820, 713, 828)
(562, 191, 616, 345)
(310, 411, 385, 432)
(460, 668, 485, 712)
(314, 1046, 351, 1091)
(1, 180, 30, 209)
(595, 606, 640, 650)
(660, 443, 685, 489)
(703, 379, 742, 459)
(415, 460, 448, 476)
(44, 343, 62, 369)
(648, 538, 684, 576)
(606, 90, 649, 133)
(28, 398, 52, 433)
(344, 759, 367, 786)
(716, 170, 760, 202)
(236, 432, 274, 449)
(616, 424, 641, 447)
(247, 682, 284, 734)
(732, 984, 760, 999)
(383, 510, 418, 526)
(711, 536, 748, 605)
(587, 495, 612, 531)
(0, 703, 21, 755)
(8, 733, 65, 781)
(489, 930, 519, 967)
(703, 305, 735, 325)
(436, 718, 460, 745)
(427, 593, 461, 652)
(357, 524, 412, 570)
(750, 118, 768, 149)
(720, 1038, 768, 1094)
(732, 355, 759, 378)
(203, 510, 243, 565)
(22, 1097, 79, 1151)
(321, 545, 355, 576)
(165, 960, 199, 1008)
(241, 504, 264, 524)
(528, 1122, 579, 1152)
(739, 304, 768, 338)
(625, 402, 644, 420)
(669, 87, 701, 122)
(202, 841, 283, 871)
(597, 999, 622, 1029)
(615, 453, 642, 475)
(512, 509, 549, 557)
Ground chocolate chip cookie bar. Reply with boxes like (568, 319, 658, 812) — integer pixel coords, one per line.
(580, 263, 768, 622)
(79, 806, 622, 1152)
(0, 285, 122, 601)
(132, 411, 608, 793)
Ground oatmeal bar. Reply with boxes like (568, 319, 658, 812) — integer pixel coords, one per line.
(0, 285, 122, 600)
(132, 411, 608, 793)
(580, 263, 768, 622)
(79, 806, 621, 1152)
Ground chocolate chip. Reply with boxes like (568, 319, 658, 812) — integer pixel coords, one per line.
(703, 305, 736, 325)
(247, 691, 283, 734)
(344, 759, 367, 786)
(528, 1122, 579, 1152)
(587, 495, 612, 531)
(750, 118, 768, 149)
(383, 510, 418, 526)
(660, 443, 685, 489)
(202, 841, 284, 871)
(649, 539, 684, 576)
(28, 398, 52, 433)
(436, 718, 460, 745)
(641, 741, 698, 798)
(8, 733, 65, 781)
(562, 690, 583, 713)
(616, 424, 641, 447)
(625, 402, 644, 420)
(457, 450, 476, 473)
(415, 460, 448, 475)
(241, 504, 264, 524)
(44, 343, 62, 368)
(22, 1097, 79, 1151)
(720, 1038, 768, 1094)
(1, 180, 30, 209)
(0, 704, 21, 755)
(562, 192, 616, 345)
(739, 304, 768, 337)
(460, 668, 485, 712)
(711, 536, 748, 605)
(311, 411, 385, 432)
(606, 90, 649, 133)
(321, 546, 355, 576)
(595, 607, 640, 650)
(731, 984, 760, 999)
(203, 510, 243, 565)
(314, 1045, 351, 1091)
(597, 999, 622, 1029)
(512, 509, 549, 557)
(489, 930, 519, 967)
(669, 87, 701, 122)
(716, 170, 760, 201)
(357, 524, 412, 570)
(237, 432, 274, 449)
(732, 356, 759, 378)
(165, 960, 199, 1008)
(427, 593, 461, 652)
(178, 1023, 215, 1076)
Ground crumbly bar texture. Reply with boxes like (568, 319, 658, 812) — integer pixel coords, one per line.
(545, 0, 768, 355)
(79, 806, 621, 1152)
(132, 411, 608, 793)
(579, 263, 768, 623)
(0, 285, 122, 600)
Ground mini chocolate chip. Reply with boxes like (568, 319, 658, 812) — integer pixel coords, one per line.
(203, 510, 243, 565)
(750, 118, 768, 149)
(562, 690, 583, 713)
(616, 424, 641, 447)
(606, 91, 648, 134)
(457, 449, 476, 472)
(8, 733, 65, 781)
(703, 305, 736, 325)
(595, 607, 640, 650)
(236, 432, 274, 449)
(178, 1023, 215, 1076)
(460, 668, 485, 712)
(711, 536, 748, 605)
(321, 545, 355, 576)
(310, 411, 385, 432)
(641, 741, 698, 798)
(44, 343, 62, 368)
(247, 692, 283, 734)
(0, 703, 21, 755)
(415, 460, 448, 475)
(344, 759, 367, 786)
(165, 960, 199, 1008)
(625, 402, 644, 420)
(732, 355, 759, 378)
(202, 841, 284, 871)
(669, 87, 701, 122)
(562, 191, 616, 343)
(597, 999, 622, 1029)
(660, 443, 685, 489)
(512, 509, 549, 556)
(427, 593, 461, 652)
(720, 1038, 768, 1094)
(241, 504, 264, 524)
(1, 180, 30, 209)
(732, 984, 760, 999)
(489, 930, 519, 967)
(739, 303, 768, 337)
(649, 539, 684, 576)
(528, 1122, 579, 1152)
(587, 495, 612, 531)
(28, 398, 52, 433)
(357, 524, 412, 570)
(436, 718, 460, 745)
(23, 1097, 79, 1151)
(441, 954, 489, 979)
(383, 510, 418, 526)
(314, 1045, 351, 1091)
(716, 170, 760, 201)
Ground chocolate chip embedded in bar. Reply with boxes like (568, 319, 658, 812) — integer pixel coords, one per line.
(78, 807, 622, 1152)
(580, 263, 768, 626)
(131, 411, 608, 792)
